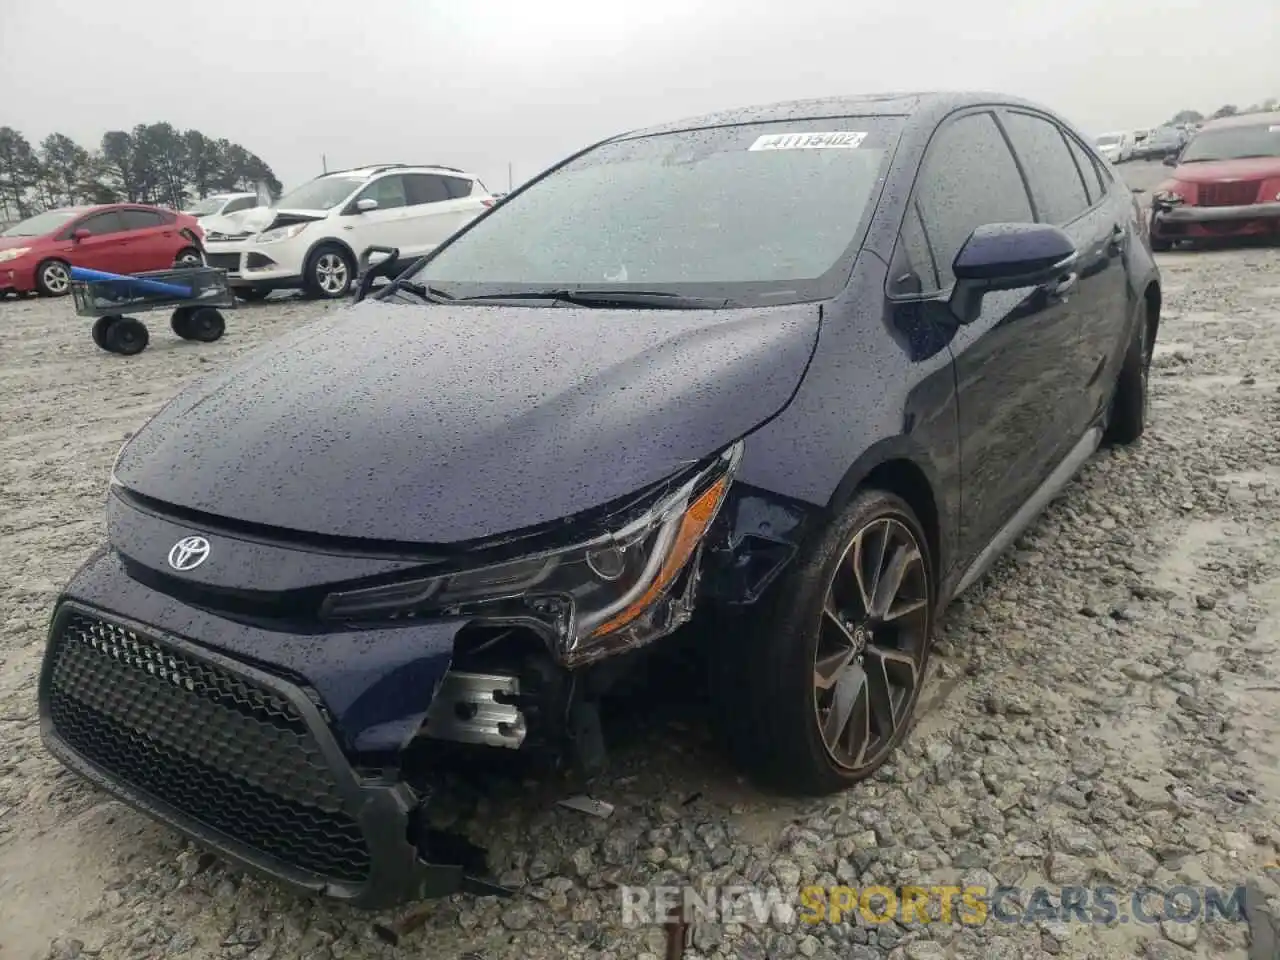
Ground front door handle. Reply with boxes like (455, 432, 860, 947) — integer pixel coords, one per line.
(1107, 225, 1126, 252)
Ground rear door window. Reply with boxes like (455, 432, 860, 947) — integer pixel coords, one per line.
(906, 111, 1035, 293)
(404, 174, 452, 206)
(118, 209, 166, 231)
(1000, 111, 1091, 224)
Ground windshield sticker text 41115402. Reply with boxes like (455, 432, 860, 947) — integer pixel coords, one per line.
(748, 132, 868, 151)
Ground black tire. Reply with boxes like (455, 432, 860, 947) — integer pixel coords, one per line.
(1105, 303, 1153, 445)
(180, 307, 225, 342)
(303, 245, 355, 299)
(174, 247, 204, 268)
(712, 489, 936, 795)
(91, 315, 117, 350)
(235, 288, 270, 302)
(170, 307, 193, 338)
(103, 317, 149, 355)
(35, 259, 71, 297)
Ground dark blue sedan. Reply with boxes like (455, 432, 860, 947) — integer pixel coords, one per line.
(38, 91, 1160, 908)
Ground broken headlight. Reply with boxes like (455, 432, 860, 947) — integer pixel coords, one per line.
(321, 442, 743, 667)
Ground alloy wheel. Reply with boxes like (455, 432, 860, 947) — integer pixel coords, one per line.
(814, 516, 931, 773)
(42, 262, 70, 295)
(315, 253, 349, 296)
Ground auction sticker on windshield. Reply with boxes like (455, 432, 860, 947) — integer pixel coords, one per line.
(748, 132, 868, 151)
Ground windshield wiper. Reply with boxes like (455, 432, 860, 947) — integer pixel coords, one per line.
(450, 289, 730, 309)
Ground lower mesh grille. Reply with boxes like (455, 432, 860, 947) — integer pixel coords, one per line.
(45, 611, 370, 883)
(1197, 181, 1260, 207)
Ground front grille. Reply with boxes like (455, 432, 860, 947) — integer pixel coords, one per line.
(45, 611, 370, 883)
(205, 252, 241, 272)
(1197, 181, 1260, 207)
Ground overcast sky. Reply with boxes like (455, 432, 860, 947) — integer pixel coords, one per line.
(3, 0, 1277, 194)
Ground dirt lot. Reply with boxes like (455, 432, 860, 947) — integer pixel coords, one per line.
(2, 176, 1279, 959)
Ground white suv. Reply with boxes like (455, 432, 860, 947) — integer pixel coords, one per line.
(202, 164, 494, 300)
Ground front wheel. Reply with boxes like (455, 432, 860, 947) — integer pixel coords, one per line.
(713, 489, 936, 795)
(35, 259, 71, 297)
(304, 246, 354, 299)
(174, 247, 204, 268)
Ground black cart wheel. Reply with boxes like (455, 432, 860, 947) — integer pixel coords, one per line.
(91, 316, 118, 350)
(103, 317, 149, 355)
(179, 307, 226, 342)
(170, 307, 193, 338)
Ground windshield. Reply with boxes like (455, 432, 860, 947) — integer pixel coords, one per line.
(1179, 123, 1280, 162)
(275, 177, 363, 210)
(1095, 134, 1120, 146)
(183, 196, 227, 216)
(409, 117, 901, 304)
(1, 208, 83, 237)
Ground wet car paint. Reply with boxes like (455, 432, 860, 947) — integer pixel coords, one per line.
(113, 299, 821, 544)
(57, 546, 460, 756)
(44, 92, 1162, 905)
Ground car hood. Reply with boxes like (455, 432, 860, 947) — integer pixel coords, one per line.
(200, 206, 278, 238)
(1170, 157, 1280, 182)
(0, 235, 44, 250)
(114, 299, 821, 545)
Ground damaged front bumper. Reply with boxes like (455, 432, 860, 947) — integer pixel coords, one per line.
(38, 550, 495, 909)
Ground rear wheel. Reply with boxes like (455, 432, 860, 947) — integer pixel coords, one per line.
(713, 489, 936, 795)
(103, 317, 149, 355)
(35, 259, 71, 297)
(1105, 303, 1153, 445)
(174, 247, 204, 268)
(177, 307, 225, 342)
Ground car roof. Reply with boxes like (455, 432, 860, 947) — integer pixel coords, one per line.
(1200, 110, 1280, 131)
(617, 91, 1063, 139)
(317, 163, 473, 180)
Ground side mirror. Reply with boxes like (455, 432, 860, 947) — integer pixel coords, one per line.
(72, 228, 91, 242)
(355, 198, 378, 213)
(1163, 155, 1178, 167)
(949, 222, 1077, 323)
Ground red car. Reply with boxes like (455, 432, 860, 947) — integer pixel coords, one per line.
(0, 204, 205, 297)
(1150, 111, 1280, 250)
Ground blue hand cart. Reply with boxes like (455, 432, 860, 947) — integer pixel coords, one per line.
(69, 265, 235, 355)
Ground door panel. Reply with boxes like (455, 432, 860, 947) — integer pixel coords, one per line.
(897, 110, 1081, 562)
(117, 209, 175, 271)
(340, 175, 409, 257)
(999, 111, 1130, 439)
(402, 174, 477, 255)
(64, 211, 131, 273)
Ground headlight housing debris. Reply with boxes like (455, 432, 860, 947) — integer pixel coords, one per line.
(321, 442, 743, 666)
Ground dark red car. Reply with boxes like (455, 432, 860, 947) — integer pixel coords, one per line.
(0, 204, 205, 297)
(1150, 111, 1280, 250)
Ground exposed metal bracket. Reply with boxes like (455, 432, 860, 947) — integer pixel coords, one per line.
(421, 671, 527, 749)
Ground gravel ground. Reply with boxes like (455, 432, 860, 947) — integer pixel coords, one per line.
(2, 217, 1279, 959)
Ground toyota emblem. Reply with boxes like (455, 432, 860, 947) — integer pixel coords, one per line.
(167, 535, 211, 571)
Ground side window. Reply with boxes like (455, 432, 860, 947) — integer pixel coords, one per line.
(357, 175, 408, 210)
(1064, 135, 1105, 204)
(77, 212, 126, 236)
(404, 174, 452, 206)
(999, 111, 1091, 225)
(441, 176, 474, 199)
(118, 209, 165, 231)
(910, 111, 1034, 292)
